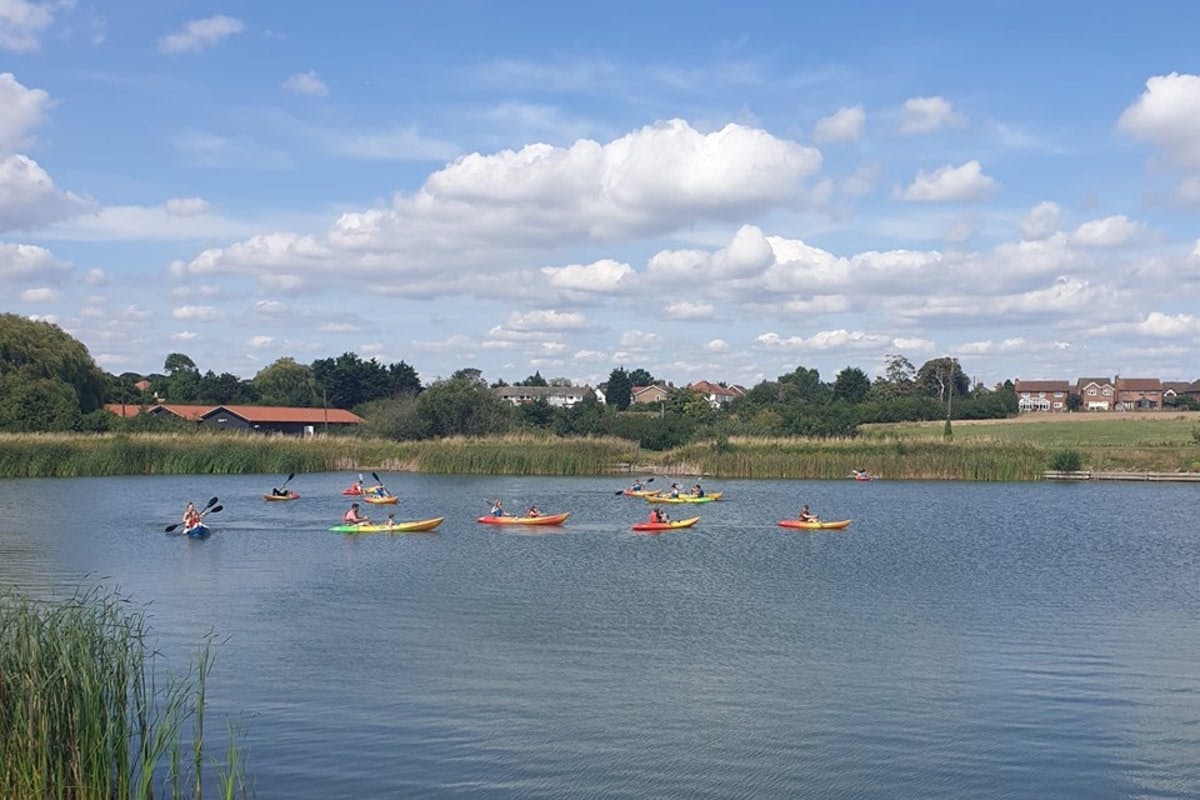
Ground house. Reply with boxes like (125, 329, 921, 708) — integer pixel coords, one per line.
(1014, 380, 1071, 412)
(493, 385, 598, 408)
(1075, 377, 1115, 411)
(1162, 381, 1193, 407)
(630, 384, 671, 405)
(1113, 377, 1163, 411)
(106, 403, 363, 435)
(688, 380, 744, 408)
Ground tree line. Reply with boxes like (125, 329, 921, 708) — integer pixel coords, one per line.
(0, 313, 1018, 446)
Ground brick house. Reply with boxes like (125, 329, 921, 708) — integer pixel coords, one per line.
(1075, 377, 1115, 411)
(688, 380, 744, 408)
(1162, 381, 1194, 407)
(1113, 377, 1163, 411)
(493, 385, 599, 408)
(630, 384, 671, 405)
(1014, 380, 1071, 412)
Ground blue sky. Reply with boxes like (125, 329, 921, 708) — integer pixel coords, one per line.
(3, 1, 1199, 390)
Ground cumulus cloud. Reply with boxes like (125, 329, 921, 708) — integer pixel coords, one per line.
(0, 0, 54, 52)
(1117, 72, 1200, 168)
(0, 72, 50, 151)
(247, 335, 275, 348)
(899, 160, 996, 202)
(813, 105, 865, 142)
(282, 70, 328, 96)
(706, 339, 728, 352)
(171, 331, 198, 341)
(505, 309, 586, 330)
(0, 241, 69, 281)
(0, 154, 91, 231)
(159, 15, 243, 54)
(755, 329, 890, 351)
(20, 286, 58, 302)
(841, 163, 880, 197)
(542, 258, 633, 292)
(1021, 201, 1061, 240)
(1071, 215, 1143, 247)
(899, 96, 966, 134)
(82, 268, 106, 285)
(666, 301, 715, 319)
(172, 305, 224, 321)
(1137, 311, 1200, 337)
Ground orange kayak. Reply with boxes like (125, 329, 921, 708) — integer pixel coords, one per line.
(477, 512, 570, 526)
(631, 516, 700, 532)
(777, 519, 852, 530)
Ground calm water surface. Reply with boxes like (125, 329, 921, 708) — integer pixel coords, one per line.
(1, 474, 1198, 798)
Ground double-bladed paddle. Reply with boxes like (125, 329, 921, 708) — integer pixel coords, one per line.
(165, 496, 219, 532)
(615, 476, 654, 495)
(273, 472, 296, 495)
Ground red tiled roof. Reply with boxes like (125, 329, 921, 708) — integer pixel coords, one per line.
(207, 405, 364, 424)
(690, 380, 739, 396)
(1114, 378, 1162, 391)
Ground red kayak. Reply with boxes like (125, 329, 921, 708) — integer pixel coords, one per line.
(631, 516, 699, 532)
(777, 519, 852, 530)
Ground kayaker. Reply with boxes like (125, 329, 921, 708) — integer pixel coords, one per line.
(798, 504, 818, 522)
(649, 508, 661, 523)
(343, 503, 369, 525)
(691, 483, 705, 497)
(489, 500, 504, 517)
(630, 479, 643, 492)
(272, 487, 289, 497)
(526, 504, 540, 517)
(385, 513, 396, 529)
(182, 502, 201, 530)
(668, 483, 681, 498)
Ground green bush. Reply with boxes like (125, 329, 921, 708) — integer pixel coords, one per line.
(1049, 448, 1083, 471)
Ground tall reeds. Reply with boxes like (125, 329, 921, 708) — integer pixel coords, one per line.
(0, 586, 245, 799)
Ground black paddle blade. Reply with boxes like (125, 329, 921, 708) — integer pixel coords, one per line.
(372, 471, 382, 483)
(206, 505, 223, 515)
(205, 496, 219, 509)
(647, 477, 655, 483)
(164, 523, 180, 532)
(614, 489, 625, 495)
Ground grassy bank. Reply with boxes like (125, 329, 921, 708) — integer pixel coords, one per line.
(2, 417, 1196, 481)
(0, 586, 245, 799)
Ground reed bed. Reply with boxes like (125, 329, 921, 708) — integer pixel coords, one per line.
(0, 586, 245, 799)
(662, 436, 1051, 481)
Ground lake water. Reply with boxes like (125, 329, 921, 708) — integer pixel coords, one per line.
(2, 473, 1199, 798)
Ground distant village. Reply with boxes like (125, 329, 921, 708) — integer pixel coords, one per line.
(1013, 377, 1200, 413)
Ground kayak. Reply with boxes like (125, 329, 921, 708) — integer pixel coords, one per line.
(622, 488, 660, 497)
(329, 517, 444, 533)
(477, 512, 570, 526)
(777, 519, 852, 530)
(632, 516, 700, 532)
(362, 494, 398, 504)
(645, 492, 722, 504)
(342, 487, 363, 495)
(184, 524, 210, 538)
(263, 492, 300, 501)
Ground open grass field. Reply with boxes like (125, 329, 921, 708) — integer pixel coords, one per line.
(860, 411, 1200, 447)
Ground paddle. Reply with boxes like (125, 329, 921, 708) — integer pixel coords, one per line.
(273, 472, 296, 496)
(165, 496, 219, 532)
(371, 471, 393, 497)
(615, 476, 654, 495)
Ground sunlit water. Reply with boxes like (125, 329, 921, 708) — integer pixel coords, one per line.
(2, 473, 1198, 798)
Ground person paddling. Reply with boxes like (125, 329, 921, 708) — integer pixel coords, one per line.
(526, 504, 540, 517)
(489, 499, 505, 517)
(182, 501, 202, 530)
(343, 502, 369, 525)
(798, 504, 818, 522)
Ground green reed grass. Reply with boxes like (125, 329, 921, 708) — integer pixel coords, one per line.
(0, 586, 245, 799)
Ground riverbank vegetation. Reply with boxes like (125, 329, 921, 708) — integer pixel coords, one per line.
(0, 586, 246, 799)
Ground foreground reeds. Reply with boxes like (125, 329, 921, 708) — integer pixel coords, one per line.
(0, 586, 245, 799)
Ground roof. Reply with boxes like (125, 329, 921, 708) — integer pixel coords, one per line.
(493, 385, 593, 398)
(1114, 377, 1162, 391)
(1075, 377, 1112, 388)
(689, 380, 743, 397)
(204, 405, 364, 424)
(1014, 380, 1071, 392)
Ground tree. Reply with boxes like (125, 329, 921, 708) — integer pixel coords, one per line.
(387, 361, 422, 397)
(0, 314, 107, 430)
(162, 352, 201, 402)
(627, 368, 655, 387)
(916, 357, 970, 402)
(605, 368, 633, 410)
(415, 376, 513, 437)
(518, 371, 548, 387)
(311, 352, 395, 409)
(253, 357, 319, 406)
(832, 366, 870, 404)
(778, 366, 828, 404)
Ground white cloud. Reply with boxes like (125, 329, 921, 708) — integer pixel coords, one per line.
(171, 331, 198, 341)
(783, 295, 849, 313)
(20, 286, 58, 302)
(892, 337, 935, 352)
(0, 0, 54, 52)
(505, 309, 586, 330)
(899, 160, 996, 202)
(542, 259, 633, 292)
(247, 335, 275, 348)
(1071, 215, 1143, 247)
(0, 72, 50, 150)
(321, 126, 458, 161)
(0, 154, 91, 231)
(841, 163, 880, 197)
(82, 268, 106, 285)
(706, 339, 728, 352)
(282, 70, 328, 96)
(159, 15, 244, 54)
(813, 105, 865, 142)
(1117, 72, 1200, 168)
(165, 197, 210, 216)
(1021, 201, 1061, 240)
(0, 241, 69, 280)
(755, 329, 890, 351)
(1137, 311, 1200, 337)
(172, 304, 224, 321)
(899, 96, 967, 134)
(666, 301, 715, 319)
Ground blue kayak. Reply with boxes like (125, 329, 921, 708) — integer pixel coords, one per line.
(185, 524, 210, 538)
